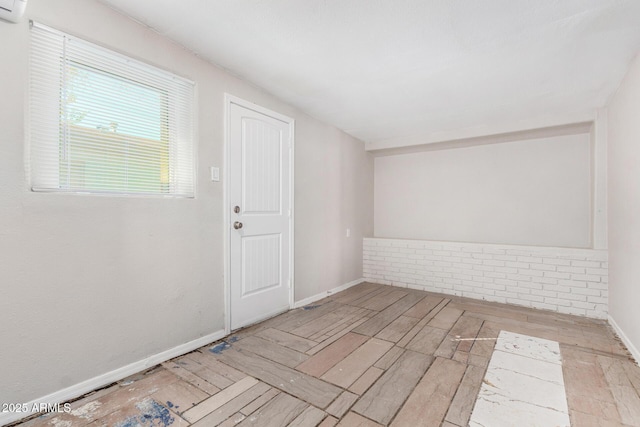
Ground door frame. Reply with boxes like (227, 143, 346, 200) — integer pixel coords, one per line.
(223, 93, 295, 334)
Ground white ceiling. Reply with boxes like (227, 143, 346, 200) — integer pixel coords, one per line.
(99, 0, 640, 149)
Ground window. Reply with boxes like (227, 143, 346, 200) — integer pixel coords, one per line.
(29, 22, 195, 197)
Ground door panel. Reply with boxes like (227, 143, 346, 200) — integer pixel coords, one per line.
(242, 118, 281, 214)
(229, 100, 292, 330)
(242, 233, 281, 296)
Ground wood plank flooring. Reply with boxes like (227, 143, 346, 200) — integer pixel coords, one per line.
(13, 282, 640, 427)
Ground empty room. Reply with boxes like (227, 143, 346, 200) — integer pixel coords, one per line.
(2, 0, 640, 426)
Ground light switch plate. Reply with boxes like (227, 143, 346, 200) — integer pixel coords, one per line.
(210, 166, 220, 182)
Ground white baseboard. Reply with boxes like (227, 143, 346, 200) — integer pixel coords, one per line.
(608, 315, 640, 365)
(0, 329, 226, 427)
(292, 278, 365, 309)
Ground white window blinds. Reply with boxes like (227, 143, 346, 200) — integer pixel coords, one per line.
(29, 22, 195, 197)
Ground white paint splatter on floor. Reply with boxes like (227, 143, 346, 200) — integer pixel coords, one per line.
(469, 330, 571, 427)
(70, 401, 101, 419)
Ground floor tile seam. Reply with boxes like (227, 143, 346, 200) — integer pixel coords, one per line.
(486, 363, 565, 386)
(494, 349, 563, 366)
(353, 352, 439, 427)
(476, 390, 570, 415)
(491, 347, 564, 365)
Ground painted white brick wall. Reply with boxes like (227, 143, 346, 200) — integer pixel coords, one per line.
(363, 238, 608, 319)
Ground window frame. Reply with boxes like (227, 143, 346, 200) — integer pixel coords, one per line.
(29, 21, 196, 198)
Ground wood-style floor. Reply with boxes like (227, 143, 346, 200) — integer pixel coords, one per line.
(16, 282, 640, 427)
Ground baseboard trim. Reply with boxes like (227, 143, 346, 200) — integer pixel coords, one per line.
(608, 315, 640, 365)
(0, 329, 226, 427)
(293, 278, 365, 309)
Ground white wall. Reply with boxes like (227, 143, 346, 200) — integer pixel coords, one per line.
(295, 127, 374, 301)
(364, 238, 608, 319)
(607, 52, 640, 361)
(0, 0, 373, 409)
(374, 134, 592, 248)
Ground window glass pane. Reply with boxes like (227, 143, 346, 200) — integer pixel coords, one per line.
(60, 63, 170, 194)
(66, 63, 164, 140)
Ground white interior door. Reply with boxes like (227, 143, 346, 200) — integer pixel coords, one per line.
(228, 98, 293, 330)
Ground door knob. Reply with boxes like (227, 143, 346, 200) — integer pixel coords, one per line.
(233, 221, 243, 230)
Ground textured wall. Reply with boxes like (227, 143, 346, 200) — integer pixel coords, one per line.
(0, 0, 372, 409)
(374, 133, 592, 248)
(607, 52, 640, 359)
(364, 238, 608, 318)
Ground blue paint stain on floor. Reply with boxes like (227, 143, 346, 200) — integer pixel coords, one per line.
(303, 304, 321, 310)
(115, 399, 174, 427)
(116, 418, 135, 427)
(209, 336, 240, 354)
(209, 342, 231, 354)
